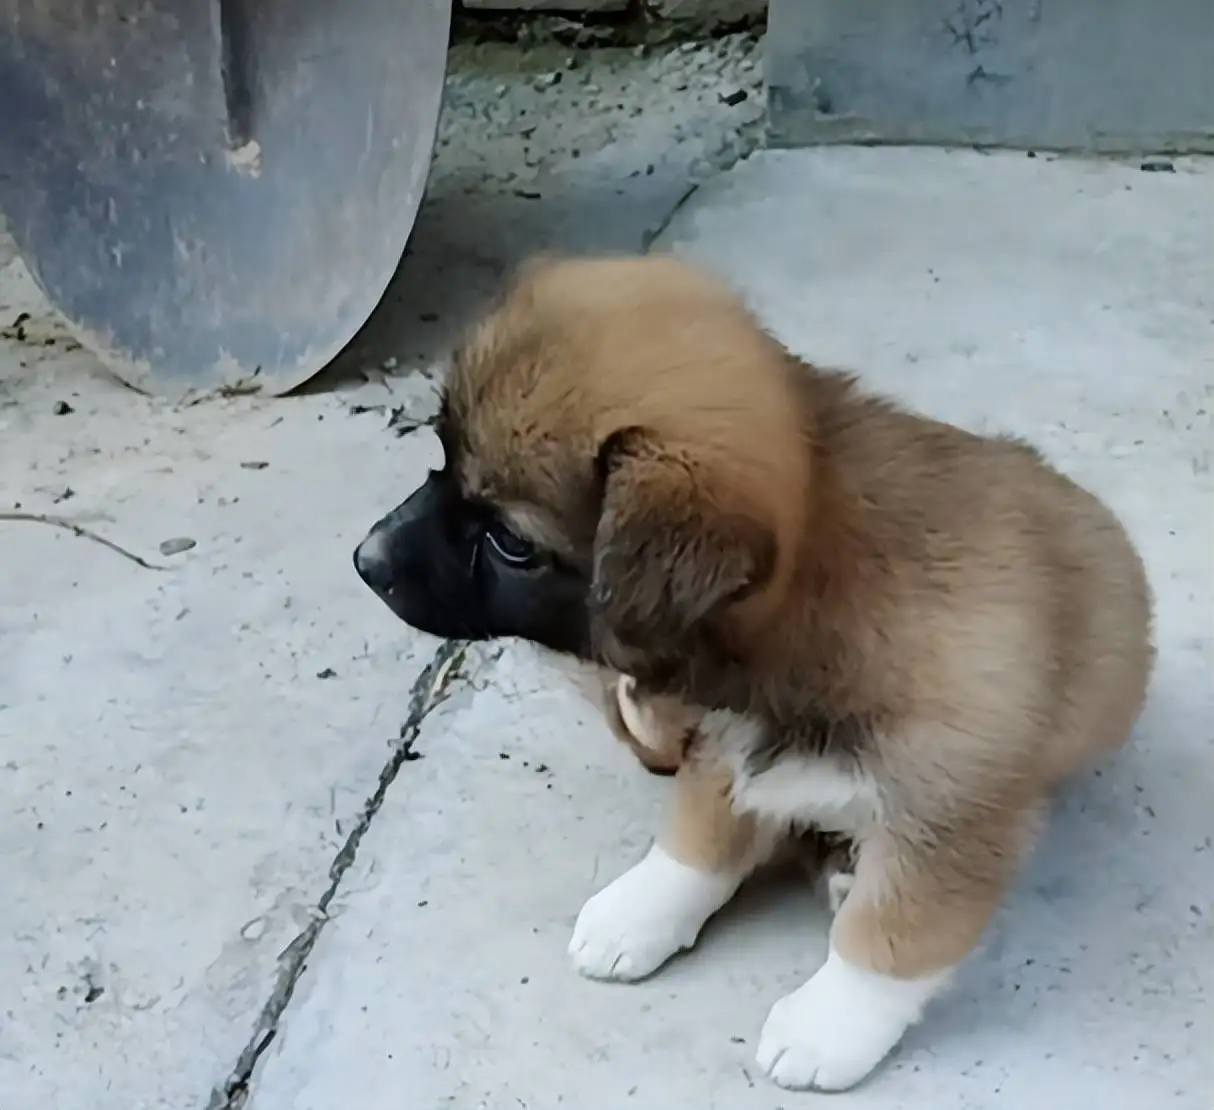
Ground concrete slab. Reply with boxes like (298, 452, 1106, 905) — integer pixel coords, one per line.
(0, 34, 765, 1110)
(0, 257, 442, 1110)
(247, 148, 1213, 1109)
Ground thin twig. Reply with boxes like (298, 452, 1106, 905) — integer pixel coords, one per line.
(0, 511, 173, 571)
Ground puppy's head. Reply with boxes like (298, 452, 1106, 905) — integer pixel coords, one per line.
(353, 254, 808, 676)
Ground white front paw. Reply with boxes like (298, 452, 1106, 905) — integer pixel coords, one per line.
(569, 844, 740, 982)
(756, 952, 950, 1092)
(825, 870, 856, 915)
(616, 674, 667, 753)
(615, 675, 651, 743)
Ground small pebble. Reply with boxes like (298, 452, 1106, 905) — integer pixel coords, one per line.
(159, 536, 197, 556)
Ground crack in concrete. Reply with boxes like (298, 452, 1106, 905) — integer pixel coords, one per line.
(207, 638, 472, 1110)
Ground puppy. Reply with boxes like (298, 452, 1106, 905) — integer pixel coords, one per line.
(353, 254, 1154, 1092)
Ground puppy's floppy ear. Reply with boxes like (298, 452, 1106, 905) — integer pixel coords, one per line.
(590, 427, 775, 667)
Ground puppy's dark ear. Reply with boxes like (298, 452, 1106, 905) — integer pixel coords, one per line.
(590, 427, 775, 670)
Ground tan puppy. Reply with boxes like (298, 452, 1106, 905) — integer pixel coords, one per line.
(353, 254, 1154, 1092)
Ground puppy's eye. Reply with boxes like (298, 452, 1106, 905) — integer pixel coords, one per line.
(484, 520, 539, 567)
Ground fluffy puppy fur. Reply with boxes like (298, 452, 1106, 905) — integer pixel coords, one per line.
(353, 254, 1154, 1092)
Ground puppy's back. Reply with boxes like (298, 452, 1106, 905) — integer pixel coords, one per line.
(1020, 451, 1154, 779)
(792, 377, 1154, 789)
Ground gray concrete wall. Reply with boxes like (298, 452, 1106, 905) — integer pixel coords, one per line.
(767, 0, 1214, 153)
(460, 0, 767, 30)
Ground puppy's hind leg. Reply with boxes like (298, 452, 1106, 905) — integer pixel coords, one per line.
(793, 830, 858, 915)
(569, 754, 780, 982)
(757, 800, 1045, 1092)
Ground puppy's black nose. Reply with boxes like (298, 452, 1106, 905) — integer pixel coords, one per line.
(353, 533, 394, 593)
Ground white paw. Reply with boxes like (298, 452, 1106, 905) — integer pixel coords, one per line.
(826, 870, 855, 915)
(756, 952, 951, 1092)
(616, 675, 659, 750)
(569, 843, 741, 982)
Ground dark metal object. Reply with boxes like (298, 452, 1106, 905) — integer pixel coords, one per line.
(0, 0, 452, 399)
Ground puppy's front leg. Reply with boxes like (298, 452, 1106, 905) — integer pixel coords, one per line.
(569, 756, 778, 981)
(757, 803, 1043, 1092)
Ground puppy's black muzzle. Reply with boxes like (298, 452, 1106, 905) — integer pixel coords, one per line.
(354, 478, 437, 593)
(354, 469, 594, 655)
(354, 470, 500, 643)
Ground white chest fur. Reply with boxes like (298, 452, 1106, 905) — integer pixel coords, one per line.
(702, 711, 882, 835)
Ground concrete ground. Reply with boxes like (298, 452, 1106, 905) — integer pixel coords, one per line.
(1, 50, 1211, 1110)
